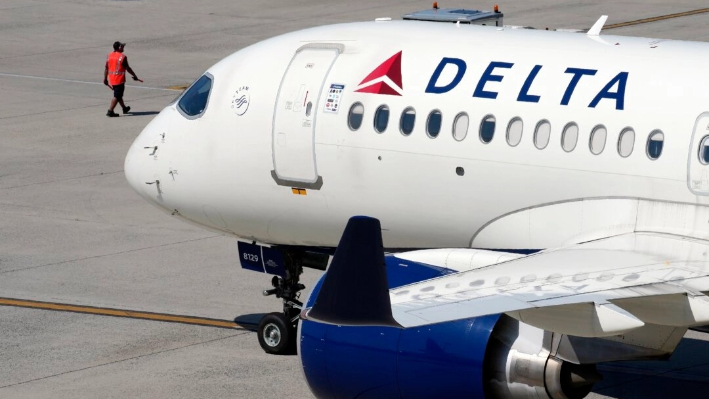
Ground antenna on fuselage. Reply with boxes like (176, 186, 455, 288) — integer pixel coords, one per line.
(587, 15, 608, 36)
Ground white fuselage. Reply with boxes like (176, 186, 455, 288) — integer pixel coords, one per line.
(124, 20, 709, 250)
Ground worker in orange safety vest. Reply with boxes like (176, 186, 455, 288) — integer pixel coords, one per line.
(104, 41, 140, 117)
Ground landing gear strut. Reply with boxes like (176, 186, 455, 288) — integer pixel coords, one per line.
(257, 250, 315, 355)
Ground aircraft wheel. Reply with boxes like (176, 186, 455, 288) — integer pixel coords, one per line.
(258, 312, 293, 355)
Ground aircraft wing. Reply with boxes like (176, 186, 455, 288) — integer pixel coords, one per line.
(390, 232, 709, 337)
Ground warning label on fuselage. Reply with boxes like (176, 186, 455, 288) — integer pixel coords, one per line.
(323, 83, 345, 114)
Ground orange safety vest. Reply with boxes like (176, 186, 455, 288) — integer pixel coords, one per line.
(106, 51, 126, 85)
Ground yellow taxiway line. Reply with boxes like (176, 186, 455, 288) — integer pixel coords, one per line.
(0, 297, 253, 330)
(605, 8, 709, 30)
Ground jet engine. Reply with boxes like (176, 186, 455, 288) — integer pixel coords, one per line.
(299, 261, 600, 399)
(297, 217, 682, 399)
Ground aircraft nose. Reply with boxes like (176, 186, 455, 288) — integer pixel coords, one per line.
(124, 128, 150, 199)
(124, 114, 165, 202)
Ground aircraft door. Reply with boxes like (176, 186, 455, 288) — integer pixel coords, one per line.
(272, 45, 340, 187)
(688, 112, 709, 195)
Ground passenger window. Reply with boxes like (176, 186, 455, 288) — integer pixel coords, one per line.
(589, 125, 607, 155)
(348, 103, 364, 130)
(647, 130, 664, 160)
(700, 136, 709, 165)
(427, 110, 442, 138)
(506, 117, 523, 147)
(534, 120, 551, 149)
(480, 115, 496, 143)
(400, 107, 416, 136)
(178, 74, 213, 118)
(374, 105, 389, 133)
(561, 122, 579, 152)
(618, 128, 635, 158)
(452, 113, 469, 141)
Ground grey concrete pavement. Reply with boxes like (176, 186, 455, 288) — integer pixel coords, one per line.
(0, 307, 310, 399)
(1, 1, 708, 398)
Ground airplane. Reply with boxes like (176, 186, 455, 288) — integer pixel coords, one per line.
(123, 6, 709, 399)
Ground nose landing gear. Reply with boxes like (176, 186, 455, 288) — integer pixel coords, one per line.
(255, 249, 328, 355)
(258, 275, 304, 355)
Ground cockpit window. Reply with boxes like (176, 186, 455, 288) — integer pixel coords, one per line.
(177, 73, 213, 119)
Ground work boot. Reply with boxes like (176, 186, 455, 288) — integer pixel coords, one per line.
(122, 106, 131, 114)
(106, 110, 119, 117)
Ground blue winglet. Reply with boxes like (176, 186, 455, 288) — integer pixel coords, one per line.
(307, 216, 401, 328)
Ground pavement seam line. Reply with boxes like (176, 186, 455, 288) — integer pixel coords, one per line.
(0, 235, 222, 275)
(0, 332, 251, 390)
(0, 72, 181, 92)
(0, 170, 124, 190)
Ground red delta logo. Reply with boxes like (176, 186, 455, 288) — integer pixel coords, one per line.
(354, 51, 403, 96)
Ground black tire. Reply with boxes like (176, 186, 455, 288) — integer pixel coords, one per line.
(257, 312, 293, 355)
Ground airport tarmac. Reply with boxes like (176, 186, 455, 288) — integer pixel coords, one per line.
(1, 1, 708, 398)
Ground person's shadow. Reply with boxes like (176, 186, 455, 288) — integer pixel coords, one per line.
(126, 111, 160, 116)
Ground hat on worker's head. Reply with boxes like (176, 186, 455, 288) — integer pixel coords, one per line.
(113, 41, 126, 51)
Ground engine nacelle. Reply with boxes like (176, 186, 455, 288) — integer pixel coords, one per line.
(301, 313, 499, 398)
(299, 257, 600, 399)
